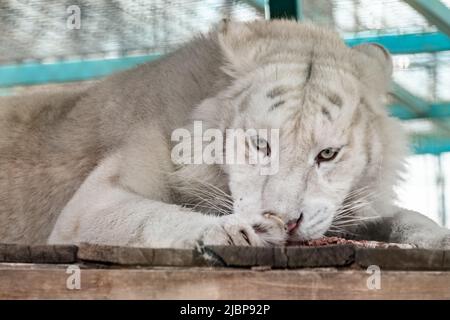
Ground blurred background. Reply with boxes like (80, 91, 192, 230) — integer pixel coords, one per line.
(0, 0, 449, 227)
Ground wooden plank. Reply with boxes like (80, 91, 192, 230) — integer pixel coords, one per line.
(355, 248, 450, 270)
(76, 244, 450, 270)
(77, 244, 356, 268)
(1, 243, 450, 271)
(207, 245, 355, 268)
(286, 245, 354, 268)
(0, 244, 77, 264)
(203, 246, 287, 267)
(0, 264, 449, 299)
(77, 243, 207, 266)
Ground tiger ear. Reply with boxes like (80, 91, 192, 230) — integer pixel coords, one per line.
(216, 19, 259, 77)
(352, 43, 393, 93)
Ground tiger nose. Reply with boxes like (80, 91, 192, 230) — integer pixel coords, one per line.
(286, 212, 303, 233)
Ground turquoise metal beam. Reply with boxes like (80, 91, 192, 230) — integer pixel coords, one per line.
(0, 60, 448, 120)
(2, 57, 450, 122)
(413, 136, 450, 154)
(242, 0, 267, 13)
(0, 55, 160, 87)
(390, 82, 429, 114)
(390, 82, 450, 133)
(269, 0, 302, 20)
(404, 0, 450, 37)
(345, 32, 450, 54)
(1, 31, 449, 88)
(389, 103, 450, 120)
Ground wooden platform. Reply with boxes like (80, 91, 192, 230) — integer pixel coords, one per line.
(1, 243, 450, 299)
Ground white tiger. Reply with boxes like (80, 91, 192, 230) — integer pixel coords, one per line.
(1, 20, 449, 249)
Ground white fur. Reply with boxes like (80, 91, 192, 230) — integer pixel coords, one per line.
(45, 20, 450, 249)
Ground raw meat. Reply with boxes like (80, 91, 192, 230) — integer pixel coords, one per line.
(289, 236, 417, 249)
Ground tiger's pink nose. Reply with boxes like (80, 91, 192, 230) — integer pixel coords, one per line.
(286, 213, 303, 233)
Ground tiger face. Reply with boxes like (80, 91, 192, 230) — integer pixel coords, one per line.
(202, 20, 406, 241)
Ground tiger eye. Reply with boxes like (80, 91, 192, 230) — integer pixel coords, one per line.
(315, 148, 339, 164)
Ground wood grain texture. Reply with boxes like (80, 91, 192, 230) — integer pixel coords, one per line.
(2, 243, 450, 271)
(206, 245, 354, 268)
(1, 264, 450, 299)
(355, 248, 450, 270)
(77, 243, 207, 266)
(0, 244, 77, 263)
(286, 245, 354, 267)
